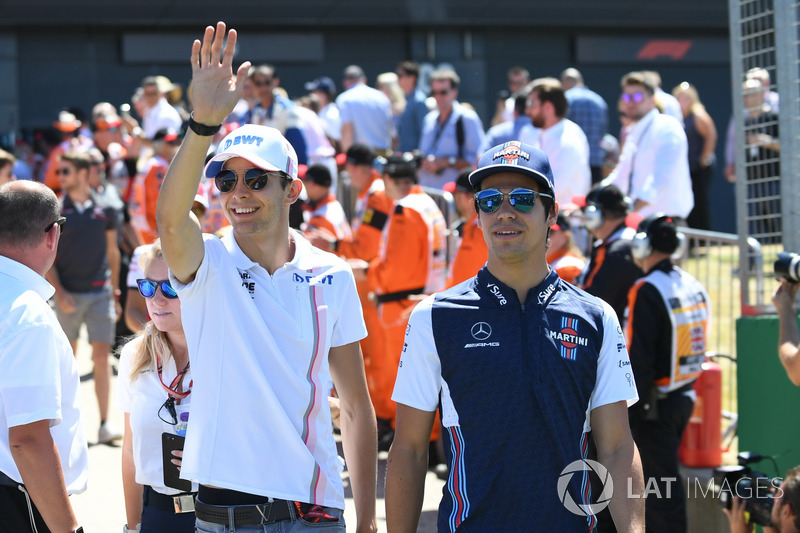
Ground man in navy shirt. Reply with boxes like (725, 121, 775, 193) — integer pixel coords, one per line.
(386, 141, 644, 532)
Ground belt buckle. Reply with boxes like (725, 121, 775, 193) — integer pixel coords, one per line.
(173, 494, 195, 513)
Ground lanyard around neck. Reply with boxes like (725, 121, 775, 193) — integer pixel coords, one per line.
(156, 352, 192, 400)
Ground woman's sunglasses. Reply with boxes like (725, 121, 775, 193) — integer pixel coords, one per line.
(474, 187, 553, 214)
(136, 279, 179, 299)
(214, 168, 289, 194)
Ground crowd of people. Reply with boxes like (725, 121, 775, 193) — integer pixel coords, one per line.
(0, 19, 792, 533)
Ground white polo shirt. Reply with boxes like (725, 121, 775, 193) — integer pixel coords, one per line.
(171, 230, 366, 508)
(0, 255, 88, 493)
(117, 336, 197, 494)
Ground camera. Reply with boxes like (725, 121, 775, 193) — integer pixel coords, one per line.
(713, 452, 781, 526)
(775, 252, 800, 282)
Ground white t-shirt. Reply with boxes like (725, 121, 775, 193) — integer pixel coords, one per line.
(0, 256, 88, 493)
(170, 230, 366, 507)
(117, 336, 196, 494)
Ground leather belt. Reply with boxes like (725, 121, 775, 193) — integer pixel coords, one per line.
(194, 497, 293, 526)
(374, 287, 425, 304)
(143, 485, 196, 514)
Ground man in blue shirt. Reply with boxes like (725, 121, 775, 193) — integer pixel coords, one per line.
(386, 141, 644, 532)
(562, 68, 609, 185)
(395, 61, 430, 153)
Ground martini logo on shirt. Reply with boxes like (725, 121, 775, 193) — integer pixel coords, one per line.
(547, 317, 588, 360)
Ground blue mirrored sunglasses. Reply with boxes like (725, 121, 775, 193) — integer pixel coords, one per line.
(136, 279, 178, 299)
(474, 187, 553, 214)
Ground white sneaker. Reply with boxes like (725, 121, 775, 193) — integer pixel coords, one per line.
(98, 421, 122, 444)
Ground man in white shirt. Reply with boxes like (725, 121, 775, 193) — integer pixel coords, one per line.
(140, 76, 183, 141)
(156, 22, 377, 533)
(336, 65, 394, 153)
(603, 71, 693, 220)
(520, 77, 591, 211)
(0, 181, 88, 533)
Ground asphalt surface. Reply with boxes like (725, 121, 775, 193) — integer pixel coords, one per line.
(69, 332, 444, 532)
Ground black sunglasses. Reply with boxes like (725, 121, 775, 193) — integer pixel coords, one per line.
(136, 279, 179, 299)
(474, 188, 553, 214)
(431, 89, 451, 96)
(214, 168, 289, 194)
(44, 216, 66, 234)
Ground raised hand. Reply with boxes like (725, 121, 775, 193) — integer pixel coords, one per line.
(189, 21, 251, 126)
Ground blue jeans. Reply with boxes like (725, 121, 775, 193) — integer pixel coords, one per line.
(194, 505, 345, 533)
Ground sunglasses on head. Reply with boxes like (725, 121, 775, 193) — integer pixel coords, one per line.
(136, 279, 179, 299)
(621, 92, 646, 104)
(214, 168, 289, 194)
(474, 187, 553, 214)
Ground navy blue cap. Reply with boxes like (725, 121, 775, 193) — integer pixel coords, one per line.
(304, 76, 336, 96)
(469, 141, 556, 199)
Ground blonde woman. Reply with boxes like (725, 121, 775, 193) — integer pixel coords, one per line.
(377, 72, 407, 133)
(672, 81, 718, 230)
(118, 240, 195, 532)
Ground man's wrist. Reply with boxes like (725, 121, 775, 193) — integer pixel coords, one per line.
(188, 113, 222, 136)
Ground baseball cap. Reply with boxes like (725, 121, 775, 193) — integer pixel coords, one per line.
(469, 141, 555, 198)
(204, 124, 299, 180)
(54, 111, 82, 133)
(303, 163, 332, 188)
(551, 213, 571, 232)
(443, 167, 474, 194)
(304, 76, 336, 96)
(153, 129, 180, 143)
(345, 143, 376, 166)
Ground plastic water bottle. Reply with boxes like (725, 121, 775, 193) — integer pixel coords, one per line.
(175, 412, 189, 437)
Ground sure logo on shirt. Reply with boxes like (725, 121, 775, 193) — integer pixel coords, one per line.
(486, 283, 507, 306)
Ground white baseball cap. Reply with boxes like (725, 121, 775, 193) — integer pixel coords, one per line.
(204, 124, 299, 180)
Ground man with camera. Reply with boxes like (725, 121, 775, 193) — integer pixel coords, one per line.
(626, 213, 710, 533)
(725, 466, 800, 533)
(772, 260, 800, 385)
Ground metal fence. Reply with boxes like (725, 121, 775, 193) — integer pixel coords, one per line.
(729, 0, 800, 314)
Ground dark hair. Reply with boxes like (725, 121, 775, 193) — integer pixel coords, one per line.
(249, 64, 277, 80)
(0, 182, 60, 248)
(531, 78, 568, 118)
(782, 466, 800, 530)
(396, 60, 419, 79)
(141, 76, 159, 88)
(513, 86, 532, 116)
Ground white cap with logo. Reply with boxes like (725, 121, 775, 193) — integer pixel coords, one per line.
(203, 124, 299, 180)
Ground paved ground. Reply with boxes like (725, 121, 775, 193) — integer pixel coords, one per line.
(69, 333, 444, 532)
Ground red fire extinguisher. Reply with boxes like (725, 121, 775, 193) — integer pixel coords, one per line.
(679, 359, 722, 467)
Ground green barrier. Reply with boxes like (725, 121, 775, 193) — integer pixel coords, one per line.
(737, 314, 800, 475)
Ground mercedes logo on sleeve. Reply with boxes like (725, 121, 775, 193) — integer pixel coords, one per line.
(471, 322, 492, 341)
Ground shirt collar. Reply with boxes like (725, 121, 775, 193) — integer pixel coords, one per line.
(0, 255, 55, 300)
(476, 267, 561, 309)
(222, 229, 316, 273)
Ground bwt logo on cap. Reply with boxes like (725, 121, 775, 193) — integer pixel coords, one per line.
(222, 134, 264, 151)
(492, 141, 530, 164)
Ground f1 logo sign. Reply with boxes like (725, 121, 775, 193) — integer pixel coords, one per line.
(637, 40, 693, 60)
